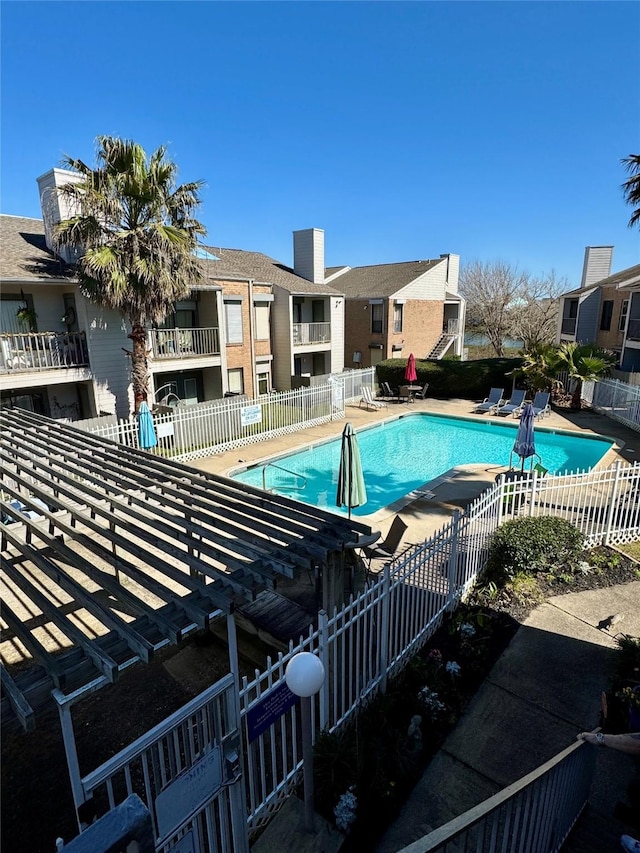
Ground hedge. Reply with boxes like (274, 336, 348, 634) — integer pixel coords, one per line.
(375, 357, 524, 401)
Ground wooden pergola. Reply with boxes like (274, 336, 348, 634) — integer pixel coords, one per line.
(0, 408, 376, 731)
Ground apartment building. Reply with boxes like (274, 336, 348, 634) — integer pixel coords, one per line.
(1, 174, 348, 417)
(557, 245, 640, 367)
(326, 252, 465, 369)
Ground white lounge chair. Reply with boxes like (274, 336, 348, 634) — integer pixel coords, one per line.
(474, 388, 505, 414)
(495, 388, 527, 417)
(360, 386, 387, 410)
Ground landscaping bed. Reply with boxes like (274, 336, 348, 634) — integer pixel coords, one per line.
(315, 541, 639, 850)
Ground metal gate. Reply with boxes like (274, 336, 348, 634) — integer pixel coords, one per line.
(78, 673, 249, 853)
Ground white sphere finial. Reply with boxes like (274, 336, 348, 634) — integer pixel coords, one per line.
(285, 652, 325, 698)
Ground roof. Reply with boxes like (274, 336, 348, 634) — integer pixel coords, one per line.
(326, 259, 444, 299)
(202, 246, 343, 295)
(0, 215, 74, 280)
(0, 214, 341, 296)
(560, 263, 640, 298)
(0, 408, 374, 730)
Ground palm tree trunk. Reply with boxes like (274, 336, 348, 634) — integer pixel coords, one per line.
(129, 324, 149, 410)
(571, 379, 583, 410)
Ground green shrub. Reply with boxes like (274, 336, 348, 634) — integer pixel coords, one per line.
(485, 517, 584, 583)
(375, 357, 523, 401)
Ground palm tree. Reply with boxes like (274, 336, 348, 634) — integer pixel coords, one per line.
(513, 342, 563, 396)
(54, 136, 206, 408)
(621, 154, 640, 229)
(556, 342, 617, 410)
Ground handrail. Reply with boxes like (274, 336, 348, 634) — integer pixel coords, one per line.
(397, 736, 596, 852)
(262, 463, 307, 493)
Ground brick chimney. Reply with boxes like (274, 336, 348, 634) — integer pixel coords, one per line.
(293, 228, 325, 283)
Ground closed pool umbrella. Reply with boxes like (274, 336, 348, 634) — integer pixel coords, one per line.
(513, 403, 535, 470)
(137, 400, 157, 450)
(404, 353, 417, 383)
(336, 422, 367, 518)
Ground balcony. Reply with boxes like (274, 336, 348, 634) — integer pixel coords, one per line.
(627, 318, 640, 341)
(292, 322, 331, 347)
(149, 327, 220, 360)
(561, 317, 577, 335)
(0, 331, 88, 373)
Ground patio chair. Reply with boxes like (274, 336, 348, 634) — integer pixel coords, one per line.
(360, 386, 387, 410)
(529, 391, 551, 419)
(473, 388, 505, 414)
(495, 388, 527, 417)
(379, 381, 396, 401)
(363, 515, 408, 570)
(398, 385, 413, 404)
(413, 382, 430, 400)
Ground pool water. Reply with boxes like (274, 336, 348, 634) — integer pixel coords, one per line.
(232, 413, 614, 516)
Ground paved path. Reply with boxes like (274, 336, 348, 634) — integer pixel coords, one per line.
(376, 581, 640, 852)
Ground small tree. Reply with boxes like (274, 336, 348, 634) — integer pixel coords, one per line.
(556, 342, 617, 410)
(621, 154, 640, 229)
(54, 136, 206, 409)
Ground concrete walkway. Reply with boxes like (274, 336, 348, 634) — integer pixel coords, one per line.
(376, 581, 640, 852)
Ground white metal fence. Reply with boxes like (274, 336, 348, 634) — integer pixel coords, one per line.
(71, 371, 640, 841)
(238, 460, 640, 831)
(582, 377, 640, 432)
(79, 369, 375, 461)
(74, 458, 639, 842)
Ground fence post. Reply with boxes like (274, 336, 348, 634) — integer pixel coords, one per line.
(604, 460, 623, 545)
(55, 694, 87, 833)
(528, 470, 538, 517)
(317, 609, 330, 730)
(379, 565, 391, 693)
(496, 474, 505, 527)
(447, 510, 461, 606)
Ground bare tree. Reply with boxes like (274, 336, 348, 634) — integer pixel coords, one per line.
(509, 271, 566, 351)
(459, 260, 528, 356)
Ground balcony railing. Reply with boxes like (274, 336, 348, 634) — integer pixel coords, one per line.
(627, 318, 640, 341)
(561, 317, 577, 335)
(0, 331, 89, 373)
(292, 322, 331, 346)
(445, 319, 460, 335)
(148, 327, 220, 360)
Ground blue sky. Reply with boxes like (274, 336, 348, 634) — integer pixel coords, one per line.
(1, 1, 638, 286)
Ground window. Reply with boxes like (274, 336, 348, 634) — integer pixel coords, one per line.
(393, 303, 403, 333)
(224, 300, 243, 344)
(254, 302, 270, 340)
(227, 368, 244, 393)
(619, 299, 630, 332)
(600, 300, 614, 331)
(257, 371, 270, 395)
(371, 303, 383, 334)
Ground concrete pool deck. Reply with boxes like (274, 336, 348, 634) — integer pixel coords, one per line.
(189, 397, 640, 546)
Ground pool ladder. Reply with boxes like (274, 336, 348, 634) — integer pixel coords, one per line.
(262, 462, 307, 493)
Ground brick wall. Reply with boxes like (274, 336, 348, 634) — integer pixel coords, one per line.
(345, 297, 445, 367)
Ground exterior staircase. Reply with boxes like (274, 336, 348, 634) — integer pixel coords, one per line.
(426, 333, 455, 359)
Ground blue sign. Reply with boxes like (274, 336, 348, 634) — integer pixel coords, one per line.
(246, 681, 299, 743)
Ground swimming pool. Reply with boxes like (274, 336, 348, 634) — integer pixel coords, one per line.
(231, 413, 615, 517)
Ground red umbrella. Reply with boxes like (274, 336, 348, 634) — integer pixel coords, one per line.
(404, 353, 417, 383)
